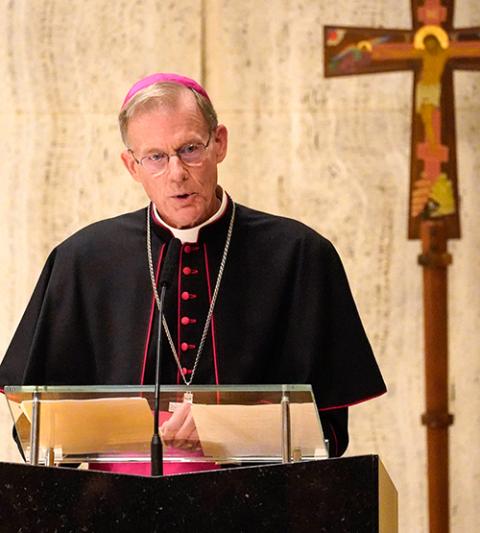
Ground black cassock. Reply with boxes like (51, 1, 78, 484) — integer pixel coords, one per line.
(0, 197, 386, 456)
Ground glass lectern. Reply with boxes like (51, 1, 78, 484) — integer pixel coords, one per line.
(3, 384, 328, 467)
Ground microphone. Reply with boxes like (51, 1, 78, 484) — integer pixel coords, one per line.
(159, 238, 181, 288)
(151, 238, 181, 477)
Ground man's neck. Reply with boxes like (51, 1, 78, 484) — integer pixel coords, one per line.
(153, 188, 227, 243)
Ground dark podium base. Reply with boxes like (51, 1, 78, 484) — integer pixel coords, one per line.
(0, 455, 396, 532)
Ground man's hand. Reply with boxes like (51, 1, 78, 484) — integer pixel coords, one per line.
(160, 401, 200, 450)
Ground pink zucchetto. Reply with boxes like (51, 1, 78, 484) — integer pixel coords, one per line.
(121, 73, 211, 110)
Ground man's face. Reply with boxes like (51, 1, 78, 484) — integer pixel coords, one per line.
(424, 35, 440, 53)
(121, 91, 228, 229)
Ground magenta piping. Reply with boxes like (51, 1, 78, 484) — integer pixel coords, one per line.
(176, 246, 184, 384)
(318, 391, 386, 411)
(203, 244, 220, 391)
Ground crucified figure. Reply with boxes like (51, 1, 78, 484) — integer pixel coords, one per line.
(372, 25, 480, 218)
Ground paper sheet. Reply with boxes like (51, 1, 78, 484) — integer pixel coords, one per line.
(20, 397, 327, 461)
(191, 403, 327, 460)
(21, 397, 153, 454)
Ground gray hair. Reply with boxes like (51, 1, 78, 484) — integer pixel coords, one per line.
(118, 82, 218, 146)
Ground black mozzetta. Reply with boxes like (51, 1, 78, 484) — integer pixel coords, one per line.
(0, 196, 386, 456)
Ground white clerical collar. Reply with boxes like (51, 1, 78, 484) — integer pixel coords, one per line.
(152, 188, 228, 243)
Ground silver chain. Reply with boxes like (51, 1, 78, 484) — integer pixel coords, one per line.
(146, 201, 236, 386)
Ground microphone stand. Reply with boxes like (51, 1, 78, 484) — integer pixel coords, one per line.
(150, 237, 180, 477)
(151, 283, 167, 477)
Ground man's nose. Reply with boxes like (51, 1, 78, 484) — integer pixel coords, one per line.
(166, 154, 188, 181)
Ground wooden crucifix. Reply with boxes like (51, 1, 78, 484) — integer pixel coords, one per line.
(324, 2, 480, 532)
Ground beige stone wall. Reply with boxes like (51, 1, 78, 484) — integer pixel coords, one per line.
(1, 1, 479, 531)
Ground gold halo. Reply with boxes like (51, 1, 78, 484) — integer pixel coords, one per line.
(414, 25, 449, 50)
(357, 40, 373, 52)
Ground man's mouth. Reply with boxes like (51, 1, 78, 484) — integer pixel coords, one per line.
(173, 193, 196, 200)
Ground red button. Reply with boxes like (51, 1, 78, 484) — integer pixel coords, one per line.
(180, 291, 197, 300)
(183, 266, 192, 276)
(181, 316, 198, 325)
(181, 343, 196, 352)
(184, 245, 199, 254)
(182, 367, 192, 375)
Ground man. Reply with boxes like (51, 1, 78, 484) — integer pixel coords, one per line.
(0, 73, 386, 474)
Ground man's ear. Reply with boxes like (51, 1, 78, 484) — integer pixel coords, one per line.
(214, 125, 228, 163)
(121, 150, 141, 182)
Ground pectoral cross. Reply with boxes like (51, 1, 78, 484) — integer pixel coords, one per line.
(324, 2, 480, 532)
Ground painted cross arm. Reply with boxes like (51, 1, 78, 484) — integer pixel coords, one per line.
(371, 43, 421, 61)
(448, 28, 480, 67)
(324, 26, 415, 77)
(449, 41, 480, 59)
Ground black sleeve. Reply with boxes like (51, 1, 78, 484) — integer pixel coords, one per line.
(0, 249, 57, 387)
(319, 407, 349, 457)
(12, 425, 27, 463)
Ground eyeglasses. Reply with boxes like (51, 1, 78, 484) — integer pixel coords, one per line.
(129, 130, 213, 176)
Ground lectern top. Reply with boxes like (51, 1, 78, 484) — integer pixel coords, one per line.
(4, 384, 327, 465)
(4, 384, 313, 394)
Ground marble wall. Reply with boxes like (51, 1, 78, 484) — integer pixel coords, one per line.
(0, 1, 479, 531)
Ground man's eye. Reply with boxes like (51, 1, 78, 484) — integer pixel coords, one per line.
(179, 144, 201, 155)
(148, 153, 167, 162)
